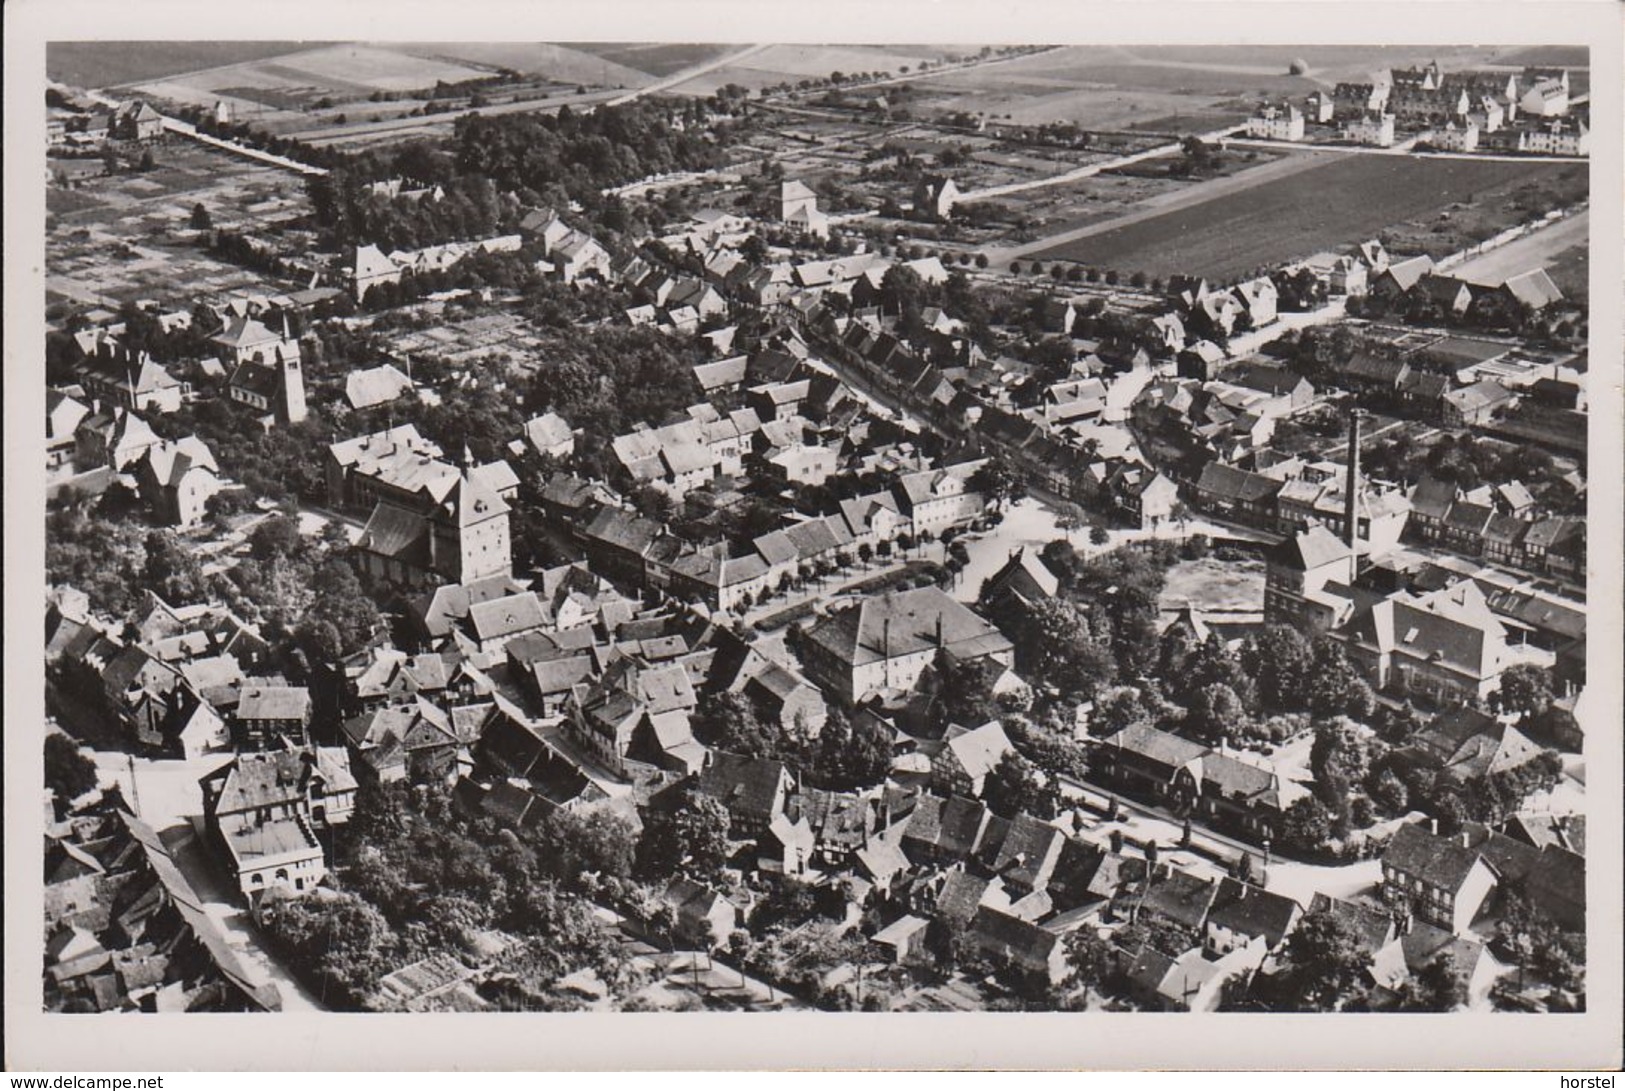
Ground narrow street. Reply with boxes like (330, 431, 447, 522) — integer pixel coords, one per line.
(93, 751, 325, 1010)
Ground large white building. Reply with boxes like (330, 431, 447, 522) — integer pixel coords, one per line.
(1344, 112, 1396, 147)
(1246, 103, 1306, 142)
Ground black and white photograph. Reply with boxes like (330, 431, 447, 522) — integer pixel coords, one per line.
(6, 0, 1621, 1074)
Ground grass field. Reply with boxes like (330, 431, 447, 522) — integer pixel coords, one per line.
(1159, 557, 1265, 614)
(1030, 155, 1583, 280)
(48, 41, 319, 89)
(568, 43, 737, 79)
(1544, 244, 1590, 305)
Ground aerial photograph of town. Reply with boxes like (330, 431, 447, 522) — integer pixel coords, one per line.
(39, 39, 1592, 1018)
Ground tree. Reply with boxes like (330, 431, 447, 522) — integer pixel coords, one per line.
(1241, 625, 1315, 712)
(1368, 767, 1410, 816)
(636, 790, 732, 883)
(970, 453, 1028, 514)
(1055, 504, 1085, 543)
(1417, 952, 1469, 1011)
(1186, 682, 1247, 745)
(45, 734, 99, 804)
(1064, 928, 1116, 996)
(1310, 717, 1376, 795)
(141, 530, 207, 605)
(692, 691, 781, 759)
(983, 751, 1060, 819)
(935, 654, 1003, 729)
(1306, 640, 1375, 720)
(190, 202, 213, 230)
(1279, 795, 1334, 853)
(298, 559, 383, 660)
(1088, 525, 1110, 547)
(258, 889, 395, 1009)
(533, 807, 638, 885)
(1282, 907, 1373, 1011)
(1490, 664, 1555, 724)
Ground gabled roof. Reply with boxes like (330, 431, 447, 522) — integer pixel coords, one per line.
(1498, 268, 1563, 310)
(1136, 869, 1219, 931)
(1383, 822, 1491, 893)
(1206, 879, 1300, 947)
(942, 721, 1014, 784)
(1104, 723, 1206, 774)
(693, 751, 789, 824)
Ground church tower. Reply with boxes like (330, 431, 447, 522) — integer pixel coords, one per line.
(432, 465, 512, 584)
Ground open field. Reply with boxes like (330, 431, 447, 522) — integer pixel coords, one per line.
(660, 44, 967, 96)
(47, 141, 306, 311)
(48, 41, 321, 90)
(567, 43, 737, 79)
(1542, 244, 1590, 305)
(391, 42, 656, 87)
(1159, 557, 1266, 614)
(1030, 155, 1585, 281)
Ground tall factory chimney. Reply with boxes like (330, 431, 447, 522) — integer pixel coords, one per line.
(1344, 408, 1365, 577)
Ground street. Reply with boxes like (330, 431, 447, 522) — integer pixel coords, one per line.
(93, 751, 325, 1010)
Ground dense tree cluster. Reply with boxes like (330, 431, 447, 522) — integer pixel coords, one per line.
(45, 733, 100, 806)
(287, 780, 631, 1010)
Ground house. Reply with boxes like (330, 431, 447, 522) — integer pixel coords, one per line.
(1246, 102, 1305, 141)
(517, 411, 576, 460)
(355, 462, 514, 589)
(199, 748, 357, 898)
(894, 464, 986, 535)
(914, 175, 960, 221)
(1204, 879, 1302, 955)
(113, 100, 165, 141)
(870, 914, 930, 964)
(1094, 723, 1208, 806)
(1496, 268, 1564, 312)
(135, 437, 223, 526)
(968, 906, 1070, 986)
(342, 699, 463, 785)
(1370, 255, 1435, 302)
(571, 661, 704, 777)
(662, 879, 737, 949)
(47, 390, 91, 472)
(1128, 868, 1219, 933)
(1415, 274, 1475, 317)
(76, 347, 186, 415)
(233, 683, 312, 749)
(352, 244, 403, 298)
(1042, 297, 1078, 335)
(978, 547, 1061, 614)
(902, 795, 993, 866)
(1398, 706, 1545, 785)
(1262, 524, 1355, 631)
(1344, 112, 1396, 146)
(1192, 462, 1283, 529)
(1426, 119, 1479, 152)
(344, 364, 415, 412)
(800, 586, 1014, 706)
(1440, 379, 1514, 427)
(931, 720, 1014, 798)
(1518, 118, 1588, 157)
(1519, 77, 1569, 118)
(1343, 581, 1513, 706)
(688, 751, 793, 838)
(1380, 821, 1499, 935)
(779, 179, 819, 222)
